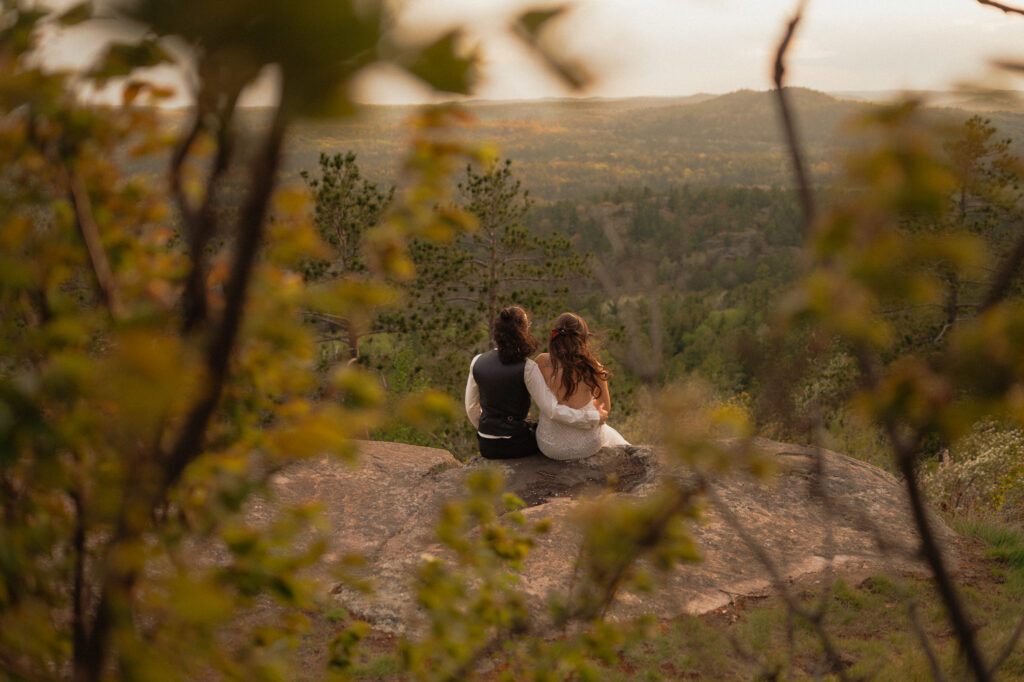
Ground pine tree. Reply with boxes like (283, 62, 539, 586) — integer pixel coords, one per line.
(300, 152, 393, 362)
(404, 158, 589, 352)
(300, 151, 393, 281)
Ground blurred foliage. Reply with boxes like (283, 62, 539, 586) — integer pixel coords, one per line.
(6, 0, 1024, 678)
(393, 385, 762, 682)
(0, 0, 557, 678)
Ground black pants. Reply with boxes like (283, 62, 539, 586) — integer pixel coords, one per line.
(477, 423, 539, 459)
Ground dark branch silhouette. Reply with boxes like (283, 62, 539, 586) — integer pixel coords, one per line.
(172, 84, 243, 333)
(979, 227, 1024, 312)
(851, 347, 993, 681)
(977, 0, 1024, 17)
(76, 94, 290, 682)
(773, 0, 816, 232)
(163, 101, 288, 493)
(990, 613, 1024, 676)
(703, 483, 854, 681)
(67, 167, 121, 317)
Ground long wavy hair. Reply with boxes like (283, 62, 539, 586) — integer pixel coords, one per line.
(493, 306, 540, 364)
(548, 312, 608, 399)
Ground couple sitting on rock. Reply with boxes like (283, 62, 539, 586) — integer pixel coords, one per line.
(464, 306, 629, 460)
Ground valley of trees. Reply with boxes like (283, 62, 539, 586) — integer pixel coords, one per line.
(4, 0, 1024, 680)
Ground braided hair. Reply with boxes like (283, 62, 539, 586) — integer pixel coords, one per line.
(548, 312, 608, 399)
(493, 306, 540, 363)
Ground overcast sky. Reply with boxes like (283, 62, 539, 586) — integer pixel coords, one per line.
(359, 0, 1024, 102)
(44, 0, 1024, 104)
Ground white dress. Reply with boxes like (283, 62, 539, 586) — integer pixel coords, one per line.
(464, 353, 628, 461)
(536, 367, 629, 460)
(537, 412, 629, 461)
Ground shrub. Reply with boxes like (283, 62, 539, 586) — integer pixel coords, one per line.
(924, 420, 1024, 524)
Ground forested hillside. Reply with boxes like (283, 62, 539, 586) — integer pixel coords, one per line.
(278, 88, 1024, 198)
(291, 97, 1024, 475)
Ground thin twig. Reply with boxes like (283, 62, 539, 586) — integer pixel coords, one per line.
(77, 101, 290, 682)
(67, 166, 121, 317)
(568, 484, 699, 622)
(182, 92, 241, 333)
(773, 0, 816, 232)
(846, 490, 949, 680)
(906, 593, 949, 682)
(169, 108, 203, 232)
(977, 0, 1024, 16)
(164, 100, 288, 491)
(440, 630, 519, 682)
(989, 611, 1024, 676)
(855, 346, 993, 682)
(70, 486, 87, 672)
(703, 482, 854, 682)
(979, 227, 1024, 312)
(851, 341, 991, 679)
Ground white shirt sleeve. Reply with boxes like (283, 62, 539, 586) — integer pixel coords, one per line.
(524, 359, 601, 429)
(465, 354, 482, 429)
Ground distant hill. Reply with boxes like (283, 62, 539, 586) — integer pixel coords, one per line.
(149, 89, 1024, 201)
(834, 89, 1024, 112)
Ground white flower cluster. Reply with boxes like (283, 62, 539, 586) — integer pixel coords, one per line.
(923, 420, 1024, 524)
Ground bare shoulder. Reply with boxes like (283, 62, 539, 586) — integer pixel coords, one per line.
(535, 353, 551, 367)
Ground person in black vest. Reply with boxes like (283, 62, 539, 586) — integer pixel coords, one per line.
(464, 306, 605, 459)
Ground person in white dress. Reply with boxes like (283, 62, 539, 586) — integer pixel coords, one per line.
(464, 306, 606, 459)
(535, 312, 629, 461)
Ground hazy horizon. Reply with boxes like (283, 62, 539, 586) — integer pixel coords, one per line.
(40, 0, 1024, 108)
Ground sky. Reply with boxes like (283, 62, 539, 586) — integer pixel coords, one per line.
(41, 0, 1024, 105)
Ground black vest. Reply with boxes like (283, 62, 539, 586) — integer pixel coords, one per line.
(472, 349, 532, 437)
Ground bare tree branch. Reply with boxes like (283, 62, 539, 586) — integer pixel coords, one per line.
(567, 484, 700, 622)
(180, 91, 242, 333)
(851, 346, 992, 681)
(989, 612, 1024, 676)
(77, 101, 290, 682)
(164, 101, 288, 491)
(773, 0, 816, 233)
(979, 227, 1024, 312)
(977, 0, 1024, 17)
(67, 166, 121, 317)
(907, 592, 950, 682)
(70, 487, 87, 674)
(169, 108, 203, 232)
(704, 482, 854, 682)
(894, 446, 990, 680)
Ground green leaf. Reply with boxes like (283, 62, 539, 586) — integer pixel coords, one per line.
(405, 31, 477, 95)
